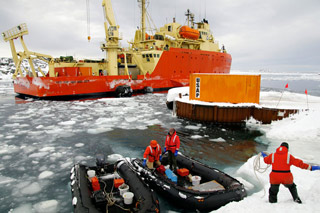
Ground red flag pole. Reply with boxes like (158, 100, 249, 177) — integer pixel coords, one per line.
(305, 89, 309, 110)
(276, 83, 288, 107)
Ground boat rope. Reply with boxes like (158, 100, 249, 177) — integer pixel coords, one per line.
(102, 178, 131, 213)
(253, 152, 271, 197)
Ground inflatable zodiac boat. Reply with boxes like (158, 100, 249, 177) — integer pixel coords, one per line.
(70, 155, 160, 212)
(131, 153, 246, 212)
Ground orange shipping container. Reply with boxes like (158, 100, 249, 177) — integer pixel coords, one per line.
(78, 67, 92, 76)
(189, 74, 261, 104)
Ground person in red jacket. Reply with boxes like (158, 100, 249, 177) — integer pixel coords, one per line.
(262, 142, 320, 204)
(143, 140, 162, 169)
(164, 128, 180, 171)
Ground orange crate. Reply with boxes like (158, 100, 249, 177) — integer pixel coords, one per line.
(114, 178, 124, 188)
(91, 176, 101, 191)
(177, 168, 189, 177)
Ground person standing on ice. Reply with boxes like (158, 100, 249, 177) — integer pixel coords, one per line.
(143, 140, 162, 169)
(261, 142, 320, 204)
(164, 128, 180, 172)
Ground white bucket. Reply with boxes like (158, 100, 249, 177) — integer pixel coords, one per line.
(119, 183, 129, 196)
(87, 170, 96, 180)
(191, 175, 201, 186)
(123, 192, 134, 205)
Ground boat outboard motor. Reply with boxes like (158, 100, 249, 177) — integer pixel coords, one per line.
(96, 154, 106, 172)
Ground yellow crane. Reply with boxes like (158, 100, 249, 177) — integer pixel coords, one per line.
(100, 0, 121, 76)
(1, 23, 55, 79)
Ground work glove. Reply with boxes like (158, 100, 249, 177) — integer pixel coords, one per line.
(311, 165, 320, 171)
(159, 155, 162, 161)
(174, 150, 178, 157)
(261, 152, 267, 158)
(142, 159, 146, 167)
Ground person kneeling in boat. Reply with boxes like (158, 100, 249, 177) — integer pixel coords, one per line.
(143, 140, 162, 169)
(261, 142, 320, 204)
(164, 128, 180, 172)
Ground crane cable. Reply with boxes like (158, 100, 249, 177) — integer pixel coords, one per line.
(253, 152, 271, 197)
(86, 0, 91, 42)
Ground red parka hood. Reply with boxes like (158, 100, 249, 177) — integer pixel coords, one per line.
(275, 146, 288, 155)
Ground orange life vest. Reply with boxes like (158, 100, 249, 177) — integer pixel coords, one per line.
(165, 131, 180, 153)
(143, 144, 161, 162)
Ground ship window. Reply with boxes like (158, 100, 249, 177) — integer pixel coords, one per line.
(154, 34, 164, 40)
(149, 54, 152, 58)
(157, 54, 160, 58)
(147, 58, 150, 62)
(154, 54, 156, 58)
(142, 54, 145, 58)
(168, 25, 172, 32)
(146, 54, 149, 57)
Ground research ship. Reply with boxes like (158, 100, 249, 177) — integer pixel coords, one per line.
(2, 0, 231, 99)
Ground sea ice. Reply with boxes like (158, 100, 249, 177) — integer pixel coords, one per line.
(29, 152, 49, 158)
(185, 125, 201, 130)
(38, 171, 54, 179)
(59, 120, 76, 126)
(87, 127, 113, 134)
(39, 147, 55, 152)
(125, 117, 138, 122)
(209, 137, 226, 142)
(33, 200, 58, 213)
(60, 161, 73, 169)
(0, 175, 15, 184)
(190, 135, 203, 139)
(9, 203, 33, 213)
(20, 182, 41, 195)
(75, 143, 84, 147)
(107, 154, 123, 163)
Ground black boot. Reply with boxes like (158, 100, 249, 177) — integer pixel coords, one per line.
(285, 183, 302, 204)
(269, 184, 279, 203)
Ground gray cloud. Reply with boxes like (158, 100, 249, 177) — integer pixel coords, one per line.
(1, 0, 319, 71)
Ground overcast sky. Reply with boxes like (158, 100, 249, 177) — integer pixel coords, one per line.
(1, 0, 320, 72)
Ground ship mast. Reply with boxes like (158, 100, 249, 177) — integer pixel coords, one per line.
(185, 9, 195, 29)
(101, 0, 120, 76)
(141, 0, 146, 42)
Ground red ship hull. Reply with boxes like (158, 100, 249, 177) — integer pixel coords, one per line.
(13, 48, 231, 99)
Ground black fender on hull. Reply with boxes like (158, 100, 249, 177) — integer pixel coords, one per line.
(115, 85, 133, 97)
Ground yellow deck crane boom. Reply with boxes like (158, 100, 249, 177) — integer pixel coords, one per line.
(2, 23, 55, 79)
(100, 0, 121, 76)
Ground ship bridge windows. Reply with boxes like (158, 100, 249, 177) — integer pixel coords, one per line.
(154, 34, 164, 40)
(168, 25, 172, 32)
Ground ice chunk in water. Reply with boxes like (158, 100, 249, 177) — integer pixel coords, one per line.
(185, 125, 201, 130)
(191, 135, 203, 139)
(21, 182, 41, 195)
(210, 137, 226, 142)
(10, 203, 33, 213)
(38, 171, 54, 179)
(75, 143, 84, 147)
(33, 200, 58, 213)
(107, 154, 123, 163)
